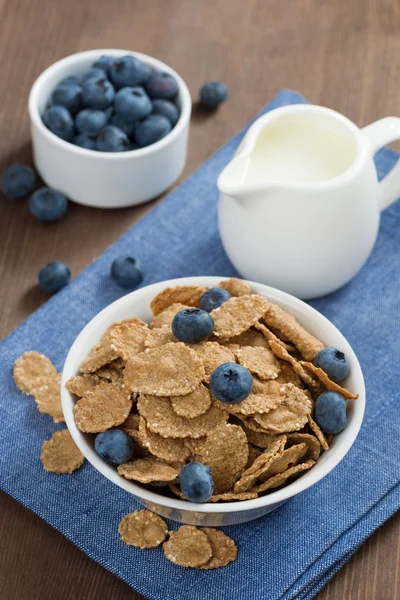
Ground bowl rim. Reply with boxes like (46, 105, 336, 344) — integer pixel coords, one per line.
(28, 48, 192, 159)
(61, 276, 365, 514)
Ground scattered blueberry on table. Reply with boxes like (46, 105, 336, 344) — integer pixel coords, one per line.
(172, 308, 214, 343)
(29, 187, 68, 222)
(111, 256, 143, 289)
(42, 54, 181, 151)
(210, 362, 253, 404)
(1, 165, 35, 200)
(314, 347, 349, 382)
(38, 260, 71, 293)
(314, 391, 347, 434)
(200, 287, 231, 312)
(95, 429, 134, 465)
(179, 462, 214, 503)
(199, 81, 228, 108)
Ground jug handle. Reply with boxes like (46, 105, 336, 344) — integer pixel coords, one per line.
(362, 117, 400, 211)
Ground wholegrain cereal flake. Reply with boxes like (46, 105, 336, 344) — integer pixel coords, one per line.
(307, 414, 329, 451)
(150, 286, 207, 315)
(170, 383, 211, 418)
(212, 295, 270, 338)
(217, 277, 251, 297)
(208, 491, 259, 502)
(107, 318, 149, 360)
(263, 303, 325, 361)
(145, 326, 178, 349)
(286, 433, 321, 460)
(137, 394, 228, 439)
(234, 436, 286, 492)
(213, 379, 285, 416)
(14, 351, 58, 395)
(234, 345, 280, 380)
(118, 510, 168, 548)
(253, 321, 296, 352)
(74, 381, 132, 433)
(124, 343, 205, 396)
(253, 459, 315, 493)
(300, 362, 359, 399)
(66, 374, 100, 397)
(150, 303, 190, 329)
(118, 457, 180, 483)
(34, 373, 64, 422)
(163, 526, 212, 567)
(198, 528, 238, 569)
(269, 340, 319, 389)
(253, 383, 312, 433)
(138, 417, 190, 462)
(258, 443, 308, 481)
(41, 429, 84, 473)
(80, 341, 119, 373)
(188, 342, 235, 383)
(185, 423, 249, 494)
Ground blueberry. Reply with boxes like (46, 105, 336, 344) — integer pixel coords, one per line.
(315, 391, 347, 434)
(72, 134, 96, 150)
(145, 72, 179, 99)
(82, 77, 115, 110)
(110, 113, 137, 137)
(200, 287, 231, 312)
(171, 308, 214, 343)
(314, 347, 349, 382)
(111, 255, 143, 289)
(94, 428, 134, 465)
(110, 55, 149, 89)
(114, 86, 152, 120)
(43, 105, 74, 141)
(29, 187, 68, 222)
(51, 84, 82, 114)
(200, 82, 228, 108)
(179, 462, 214, 503)
(1, 165, 35, 200)
(210, 362, 253, 404)
(92, 55, 115, 75)
(84, 67, 107, 81)
(135, 114, 171, 147)
(75, 108, 108, 137)
(38, 260, 70, 293)
(151, 99, 180, 127)
(96, 125, 129, 152)
(59, 74, 83, 87)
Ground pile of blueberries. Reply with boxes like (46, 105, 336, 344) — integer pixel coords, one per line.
(42, 55, 225, 152)
(43, 54, 182, 151)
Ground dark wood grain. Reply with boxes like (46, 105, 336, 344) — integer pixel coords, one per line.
(0, 0, 399, 598)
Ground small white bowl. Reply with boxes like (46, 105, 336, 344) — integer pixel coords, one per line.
(28, 49, 192, 208)
(61, 277, 365, 526)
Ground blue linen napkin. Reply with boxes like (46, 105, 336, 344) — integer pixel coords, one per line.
(1, 90, 399, 600)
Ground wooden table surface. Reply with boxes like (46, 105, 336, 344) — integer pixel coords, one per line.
(1, 0, 399, 598)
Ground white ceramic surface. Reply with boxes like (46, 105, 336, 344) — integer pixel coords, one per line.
(218, 105, 400, 299)
(29, 49, 191, 208)
(61, 276, 365, 526)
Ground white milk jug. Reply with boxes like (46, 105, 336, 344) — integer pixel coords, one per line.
(218, 105, 400, 299)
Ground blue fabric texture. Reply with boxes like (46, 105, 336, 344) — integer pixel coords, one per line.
(0, 90, 399, 600)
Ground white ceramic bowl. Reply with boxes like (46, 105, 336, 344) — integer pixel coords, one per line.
(61, 276, 365, 526)
(28, 49, 191, 208)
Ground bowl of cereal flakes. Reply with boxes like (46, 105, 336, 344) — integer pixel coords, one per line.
(61, 276, 365, 527)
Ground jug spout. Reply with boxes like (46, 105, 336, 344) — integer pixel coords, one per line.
(217, 154, 252, 199)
